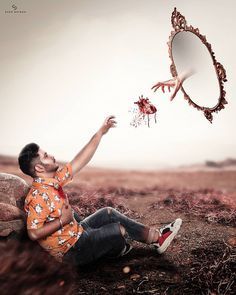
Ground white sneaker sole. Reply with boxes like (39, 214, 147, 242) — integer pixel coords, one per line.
(154, 218, 182, 254)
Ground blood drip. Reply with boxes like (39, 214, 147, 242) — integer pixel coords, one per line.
(58, 186, 66, 199)
(130, 95, 157, 128)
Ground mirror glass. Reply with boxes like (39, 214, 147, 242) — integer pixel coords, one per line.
(171, 31, 220, 108)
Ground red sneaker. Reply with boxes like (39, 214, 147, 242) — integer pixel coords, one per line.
(153, 218, 182, 254)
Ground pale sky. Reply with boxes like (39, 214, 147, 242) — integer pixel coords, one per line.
(0, 0, 235, 170)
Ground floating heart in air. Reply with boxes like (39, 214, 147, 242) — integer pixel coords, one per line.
(130, 95, 157, 128)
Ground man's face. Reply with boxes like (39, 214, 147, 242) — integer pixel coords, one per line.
(36, 148, 59, 174)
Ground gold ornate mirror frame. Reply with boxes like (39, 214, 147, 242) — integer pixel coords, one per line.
(167, 8, 228, 123)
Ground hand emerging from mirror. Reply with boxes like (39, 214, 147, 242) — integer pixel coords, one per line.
(151, 70, 195, 101)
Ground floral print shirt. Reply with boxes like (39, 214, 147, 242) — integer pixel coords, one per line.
(24, 163, 83, 261)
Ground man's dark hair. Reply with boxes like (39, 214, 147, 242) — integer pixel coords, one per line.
(18, 143, 40, 177)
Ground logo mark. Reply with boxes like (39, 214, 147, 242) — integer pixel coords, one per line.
(5, 3, 27, 14)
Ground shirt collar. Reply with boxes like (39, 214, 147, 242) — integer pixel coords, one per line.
(32, 176, 60, 190)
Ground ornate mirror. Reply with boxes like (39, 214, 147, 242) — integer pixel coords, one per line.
(167, 8, 228, 123)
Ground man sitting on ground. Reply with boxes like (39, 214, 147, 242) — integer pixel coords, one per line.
(18, 116, 182, 265)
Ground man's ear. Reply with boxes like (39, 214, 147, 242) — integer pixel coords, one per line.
(34, 163, 45, 173)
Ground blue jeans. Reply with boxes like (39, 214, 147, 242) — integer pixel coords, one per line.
(63, 207, 149, 266)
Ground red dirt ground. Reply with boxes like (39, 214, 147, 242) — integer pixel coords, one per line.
(0, 156, 235, 294)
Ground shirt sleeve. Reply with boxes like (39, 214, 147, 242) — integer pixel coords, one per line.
(25, 195, 50, 230)
(54, 162, 73, 187)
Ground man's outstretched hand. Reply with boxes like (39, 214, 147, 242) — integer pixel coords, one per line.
(70, 115, 117, 175)
(99, 115, 117, 135)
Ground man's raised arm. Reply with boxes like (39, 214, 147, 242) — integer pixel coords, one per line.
(70, 115, 117, 176)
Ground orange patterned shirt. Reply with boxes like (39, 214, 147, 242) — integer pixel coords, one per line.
(24, 162, 83, 261)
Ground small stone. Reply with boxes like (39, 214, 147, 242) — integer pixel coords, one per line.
(117, 285, 126, 289)
(227, 237, 236, 247)
(130, 274, 141, 280)
(123, 266, 131, 274)
(59, 280, 65, 287)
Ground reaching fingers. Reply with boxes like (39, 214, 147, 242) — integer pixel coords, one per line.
(152, 81, 176, 93)
(151, 83, 161, 92)
(105, 116, 117, 127)
(153, 77, 184, 97)
(170, 94, 175, 101)
(170, 83, 180, 100)
(171, 89, 178, 100)
(108, 119, 117, 126)
(105, 115, 115, 123)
